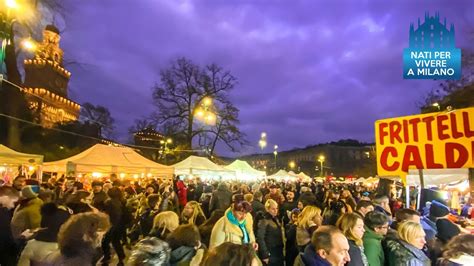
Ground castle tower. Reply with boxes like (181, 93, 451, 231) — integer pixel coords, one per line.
(22, 25, 80, 127)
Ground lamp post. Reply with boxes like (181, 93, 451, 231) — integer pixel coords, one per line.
(318, 155, 325, 177)
(273, 145, 278, 170)
(160, 138, 172, 163)
(258, 132, 267, 170)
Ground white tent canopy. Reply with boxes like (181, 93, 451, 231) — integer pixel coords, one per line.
(172, 155, 235, 180)
(267, 169, 295, 180)
(296, 172, 311, 181)
(43, 144, 174, 177)
(0, 145, 44, 181)
(406, 168, 469, 186)
(288, 171, 297, 176)
(224, 160, 265, 180)
(0, 145, 43, 165)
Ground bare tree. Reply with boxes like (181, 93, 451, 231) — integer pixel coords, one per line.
(151, 57, 246, 153)
(80, 102, 115, 139)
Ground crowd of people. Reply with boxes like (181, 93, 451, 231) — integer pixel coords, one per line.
(0, 173, 473, 266)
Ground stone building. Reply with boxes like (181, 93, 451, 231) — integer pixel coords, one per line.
(22, 25, 80, 127)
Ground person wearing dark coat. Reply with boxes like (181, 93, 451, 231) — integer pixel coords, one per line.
(385, 221, 430, 266)
(166, 224, 204, 266)
(256, 199, 284, 266)
(285, 208, 300, 266)
(101, 187, 126, 265)
(0, 186, 20, 266)
(194, 178, 204, 202)
(91, 181, 107, 211)
(336, 213, 368, 266)
(209, 183, 232, 213)
(140, 194, 161, 236)
(251, 191, 265, 218)
(280, 190, 297, 225)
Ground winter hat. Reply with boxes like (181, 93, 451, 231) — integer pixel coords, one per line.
(430, 200, 450, 218)
(128, 237, 171, 266)
(35, 203, 71, 242)
(21, 185, 39, 199)
(436, 218, 461, 243)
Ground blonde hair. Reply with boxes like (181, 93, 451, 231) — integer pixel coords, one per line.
(265, 199, 278, 211)
(297, 206, 322, 229)
(398, 221, 424, 246)
(181, 201, 206, 225)
(153, 211, 179, 236)
(336, 213, 364, 246)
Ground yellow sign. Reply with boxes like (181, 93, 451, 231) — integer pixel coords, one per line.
(375, 107, 474, 178)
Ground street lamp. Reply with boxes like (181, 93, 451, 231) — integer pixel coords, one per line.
(289, 161, 295, 169)
(21, 38, 37, 52)
(258, 132, 267, 150)
(273, 145, 278, 169)
(160, 138, 173, 163)
(318, 155, 325, 177)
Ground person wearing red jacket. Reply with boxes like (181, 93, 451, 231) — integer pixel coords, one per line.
(176, 179, 188, 210)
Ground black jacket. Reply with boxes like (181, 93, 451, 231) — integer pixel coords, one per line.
(385, 238, 430, 266)
(169, 246, 196, 266)
(347, 239, 366, 266)
(209, 184, 232, 213)
(104, 198, 124, 228)
(256, 212, 284, 260)
(251, 200, 265, 218)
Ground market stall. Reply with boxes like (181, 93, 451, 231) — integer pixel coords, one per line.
(172, 155, 236, 180)
(267, 169, 296, 181)
(224, 159, 266, 181)
(296, 172, 311, 182)
(0, 145, 43, 182)
(43, 144, 174, 178)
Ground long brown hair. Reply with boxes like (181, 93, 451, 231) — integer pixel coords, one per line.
(441, 234, 474, 259)
(336, 213, 364, 246)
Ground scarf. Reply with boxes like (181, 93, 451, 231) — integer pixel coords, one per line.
(226, 210, 249, 244)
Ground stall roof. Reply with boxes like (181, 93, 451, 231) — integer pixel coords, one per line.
(0, 145, 43, 165)
(43, 144, 173, 176)
(224, 160, 265, 178)
(406, 168, 469, 186)
(172, 155, 235, 178)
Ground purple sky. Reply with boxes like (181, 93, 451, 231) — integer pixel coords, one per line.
(58, 0, 474, 156)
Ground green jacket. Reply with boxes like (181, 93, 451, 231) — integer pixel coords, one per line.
(363, 226, 384, 266)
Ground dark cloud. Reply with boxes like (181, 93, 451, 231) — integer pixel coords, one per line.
(56, 0, 473, 155)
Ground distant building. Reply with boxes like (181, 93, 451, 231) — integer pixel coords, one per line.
(409, 12, 455, 49)
(133, 127, 165, 161)
(241, 141, 376, 177)
(22, 25, 80, 127)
